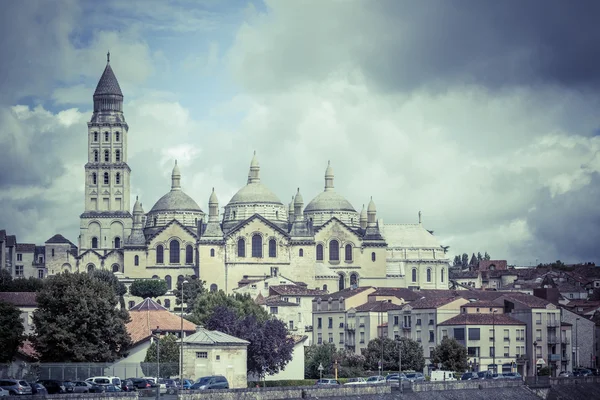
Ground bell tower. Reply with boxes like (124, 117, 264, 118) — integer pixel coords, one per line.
(79, 53, 133, 253)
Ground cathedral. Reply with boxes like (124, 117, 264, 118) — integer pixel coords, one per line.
(73, 56, 450, 307)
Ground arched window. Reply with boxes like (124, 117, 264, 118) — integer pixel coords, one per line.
(299, 248, 304, 257)
(91, 237, 98, 249)
(115, 149, 121, 162)
(92, 173, 97, 184)
(115, 132, 120, 142)
(323, 284, 328, 291)
(350, 273, 358, 287)
(94, 150, 98, 162)
(93, 132, 98, 142)
(104, 131, 109, 141)
(177, 275, 184, 284)
(170, 240, 180, 264)
(316, 244, 324, 261)
(104, 149, 109, 162)
(165, 275, 172, 290)
(329, 240, 339, 261)
(441, 268, 445, 283)
(114, 237, 121, 248)
(164, 299, 170, 308)
(371, 252, 376, 262)
(134, 255, 139, 266)
(252, 234, 263, 258)
(210, 284, 218, 292)
(103, 172, 109, 184)
(345, 244, 352, 261)
(412, 268, 417, 282)
(186, 245, 193, 264)
(338, 274, 345, 291)
(152, 275, 159, 279)
(427, 268, 432, 282)
(115, 172, 121, 184)
(237, 238, 245, 257)
(87, 263, 95, 272)
(112, 264, 120, 273)
(210, 248, 215, 257)
(156, 245, 164, 264)
(269, 239, 276, 258)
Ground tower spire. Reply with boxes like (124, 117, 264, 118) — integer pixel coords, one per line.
(324, 161, 334, 191)
(171, 160, 181, 191)
(247, 151, 260, 184)
(107, 51, 110, 63)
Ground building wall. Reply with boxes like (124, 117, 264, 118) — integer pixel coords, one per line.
(562, 308, 595, 369)
(262, 340, 305, 381)
(45, 243, 75, 275)
(182, 345, 247, 389)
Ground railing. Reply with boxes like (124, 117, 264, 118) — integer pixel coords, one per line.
(547, 337, 559, 344)
(305, 325, 313, 332)
(561, 337, 570, 345)
(547, 320, 560, 327)
(561, 356, 570, 363)
(402, 323, 412, 330)
(504, 337, 510, 342)
(359, 323, 365, 328)
(346, 324, 355, 331)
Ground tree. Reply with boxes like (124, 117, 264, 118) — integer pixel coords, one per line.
(362, 337, 424, 372)
(190, 291, 269, 325)
(305, 343, 338, 378)
(453, 255, 461, 267)
(130, 279, 168, 299)
(32, 272, 131, 362)
(0, 271, 44, 292)
(173, 277, 205, 313)
(397, 337, 425, 372)
(143, 334, 179, 378)
(461, 253, 469, 267)
(477, 252, 483, 261)
(430, 337, 468, 372)
(204, 306, 293, 380)
(0, 300, 25, 363)
(90, 269, 127, 308)
(484, 252, 491, 260)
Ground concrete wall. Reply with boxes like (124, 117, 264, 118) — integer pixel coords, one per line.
(412, 379, 523, 392)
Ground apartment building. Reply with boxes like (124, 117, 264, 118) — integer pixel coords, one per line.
(439, 312, 526, 374)
(561, 307, 595, 369)
(312, 286, 376, 349)
(348, 300, 402, 354)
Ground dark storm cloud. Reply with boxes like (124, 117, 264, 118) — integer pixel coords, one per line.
(524, 173, 600, 263)
(363, 0, 600, 93)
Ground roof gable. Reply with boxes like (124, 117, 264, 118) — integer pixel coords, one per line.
(127, 298, 197, 345)
(146, 219, 198, 244)
(224, 213, 289, 239)
(46, 234, 76, 246)
(313, 217, 361, 241)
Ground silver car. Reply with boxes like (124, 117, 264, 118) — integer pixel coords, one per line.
(71, 381, 95, 393)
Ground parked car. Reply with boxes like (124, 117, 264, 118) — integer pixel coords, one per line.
(503, 372, 523, 380)
(314, 379, 340, 386)
(344, 377, 367, 385)
(127, 378, 152, 390)
(491, 373, 506, 380)
(94, 384, 122, 393)
(559, 371, 574, 377)
(160, 379, 178, 394)
(0, 388, 8, 397)
(36, 380, 66, 394)
(574, 368, 593, 377)
(430, 370, 457, 381)
(121, 379, 136, 392)
(63, 381, 76, 393)
(385, 374, 407, 386)
(29, 383, 48, 396)
(404, 372, 425, 382)
(0, 379, 32, 395)
(461, 372, 478, 381)
(86, 376, 122, 387)
(191, 376, 229, 390)
(477, 371, 493, 380)
(67, 381, 95, 393)
(365, 376, 386, 384)
(143, 378, 166, 394)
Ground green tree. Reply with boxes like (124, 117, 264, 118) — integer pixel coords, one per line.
(461, 253, 469, 267)
(32, 272, 132, 362)
(362, 337, 424, 372)
(453, 255, 461, 266)
(143, 334, 180, 378)
(173, 276, 205, 313)
(90, 269, 127, 308)
(477, 252, 483, 261)
(397, 337, 425, 372)
(0, 271, 44, 292)
(484, 252, 491, 260)
(305, 343, 338, 378)
(130, 279, 168, 299)
(190, 291, 268, 325)
(0, 300, 25, 362)
(430, 337, 468, 372)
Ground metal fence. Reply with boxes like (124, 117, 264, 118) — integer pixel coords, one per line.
(0, 362, 179, 381)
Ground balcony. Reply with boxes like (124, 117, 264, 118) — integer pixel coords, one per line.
(402, 323, 412, 331)
(504, 337, 510, 342)
(547, 337, 559, 345)
(561, 337, 570, 345)
(549, 354, 561, 362)
(547, 320, 560, 328)
(345, 324, 355, 332)
(561, 355, 570, 363)
(359, 323, 365, 328)
(305, 325, 313, 332)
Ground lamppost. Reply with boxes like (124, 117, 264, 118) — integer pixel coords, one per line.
(492, 309, 497, 374)
(575, 318, 580, 368)
(179, 280, 188, 392)
(379, 300, 387, 376)
(152, 327, 162, 400)
(398, 338, 403, 394)
(533, 340, 538, 384)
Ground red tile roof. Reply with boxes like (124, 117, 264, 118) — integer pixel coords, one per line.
(314, 286, 374, 301)
(440, 313, 526, 326)
(264, 295, 299, 307)
(16, 243, 36, 252)
(0, 292, 38, 307)
(479, 260, 508, 271)
(354, 301, 403, 312)
(127, 298, 196, 345)
(407, 296, 464, 309)
(461, 300, 502, 308)
(369, 288, 423, 301)
(269, 285, 327, 297)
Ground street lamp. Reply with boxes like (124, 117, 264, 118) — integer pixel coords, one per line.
(533, 340, 538, 384)
(152, 327, 162, 400)
(179, 280, 189, 392)
(575, 318, 580, 368)
(379, 300, 387, 376)
(492, 309, 497, 374)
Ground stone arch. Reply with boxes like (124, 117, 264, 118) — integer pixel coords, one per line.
(62, 263, 72, 273)
(87, 263, 95, 272)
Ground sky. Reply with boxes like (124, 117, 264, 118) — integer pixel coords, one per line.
(0, 0, 599, 266)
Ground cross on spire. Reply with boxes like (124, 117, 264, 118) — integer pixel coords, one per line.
(107, 51, 110, 63)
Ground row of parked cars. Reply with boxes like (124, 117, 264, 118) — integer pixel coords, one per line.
(316, 372, 426, 386)
(0, 375, 230, 396)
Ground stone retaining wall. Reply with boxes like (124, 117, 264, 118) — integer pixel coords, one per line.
(412, 379, 523, 392)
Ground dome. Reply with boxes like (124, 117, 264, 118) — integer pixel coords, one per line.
(150, 190, 202, 212)
(304, 191, 356, 213)
(228, 183, 283, 205)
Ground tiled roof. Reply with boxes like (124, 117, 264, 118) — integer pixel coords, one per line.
(255, 293, 266, 305)
(450, 271, 479, 279)
(354, 301, 403, 312)
(381, 223, 444, 248)
(406, 296, 463, 309)
(264, 295, 299, 307)
(127, 298, 197, 345)
(34, 246, 45, 257)
(45, 234, 76, 246)
(500, 292, 552, 308)
(94, 63, 123, 96)
(290, 335, 308, 345)
(7, 235, 16, 246)
(462, 300, 502, 308)
(183, 326, 249, 346)
(18, 340, 39, 360)
(314, 286, 374, 301)
(440, 313, 526, 326)
(0, 292, 38, 307)
(369, 288, 423, 301)
(269, 285, 327, 297)
(478, 260, 508, 271)
(16, 243, 36, 252)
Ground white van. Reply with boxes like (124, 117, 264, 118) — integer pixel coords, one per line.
(430, 370, 457, 381)
(85, 376, 122, 387)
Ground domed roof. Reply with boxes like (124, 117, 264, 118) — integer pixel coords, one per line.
(304, 190, 356, 212)
(228, 182, 283, 205)
(150, 190, 202, 212)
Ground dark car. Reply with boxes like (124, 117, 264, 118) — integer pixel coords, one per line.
(121, 379, 136, 392)
(127, 378, 152, 390)
(94, 384, 122, 393)
(29, 383, 48, 396)
(0, 379, 32, 396)
(190, 376, 229, 390)
(477, 371, 493, 380)
(461, 372, 478, 380)
(63, 381, 76, 393)
(37, 380, 66, 394)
